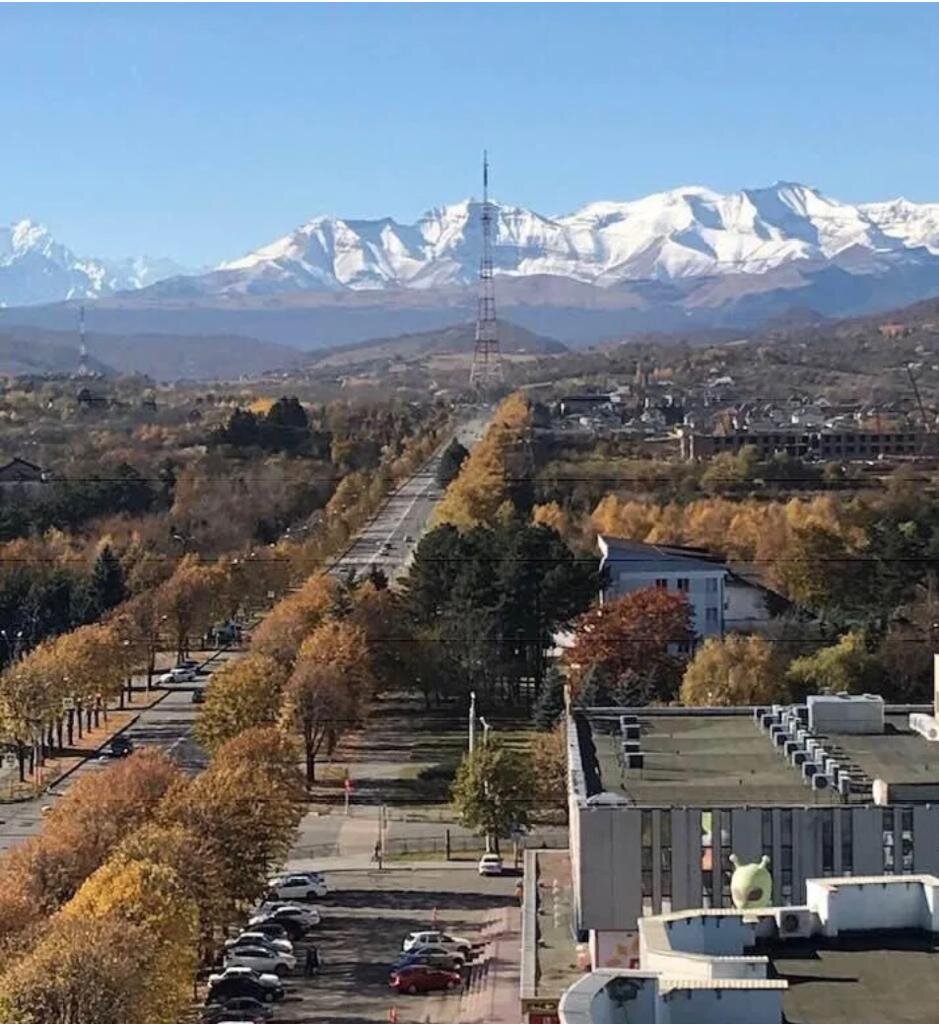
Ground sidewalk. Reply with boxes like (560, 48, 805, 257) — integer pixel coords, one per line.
(458, 905, 523, 1024)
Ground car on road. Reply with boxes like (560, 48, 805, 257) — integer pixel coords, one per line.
(266, 872, 328, 900)
(403, 931, 473, 955)
(206, 966, 284, 1000)
(107, 735, 135, 758)
(224, 944, 296, 977)
(200, 995, 274, 1021)
(478, 853, 504, 876)
(158, 667, 195, 684)
(251, 902, 321, 928)
(225, 931, 293, 955)
(389, 964, 462, 994)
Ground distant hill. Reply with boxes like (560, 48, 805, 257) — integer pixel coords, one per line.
(308, 320, 566, 368)
(0, 326, 299, 381)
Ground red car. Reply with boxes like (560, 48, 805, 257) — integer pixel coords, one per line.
(389, 964, 462, 994)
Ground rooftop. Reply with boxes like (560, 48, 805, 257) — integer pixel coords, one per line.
(770, 931, 939, 1024)
(584, 711, 841, 806)
(829, 713, 939, 788)
(521, 849, 584, 1008)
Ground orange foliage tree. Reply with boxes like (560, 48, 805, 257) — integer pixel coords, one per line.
(563, 587, 693, 704)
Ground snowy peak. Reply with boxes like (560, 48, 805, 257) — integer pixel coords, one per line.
(0, 219, 188, 307)
(205, 181, 939, 297)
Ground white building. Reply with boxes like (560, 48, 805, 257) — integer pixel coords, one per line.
(597, 536, 779, 642)
(559, 874, 939, 1024)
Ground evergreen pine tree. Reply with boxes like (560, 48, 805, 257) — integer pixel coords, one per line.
(533, 667, 566, 729)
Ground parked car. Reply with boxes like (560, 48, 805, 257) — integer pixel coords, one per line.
(205, 977, 275, 1006)
(247, 912, 305, 941)
(403, 931, 473, 955)
(389, 964, 462, 994)
(478, 853, 504, 876)
(107, 735, 135, 758)
(176, 659, 200, 671)
(225, 931, 293, 955)
(399, 942, 467, 965)
(199, 995, 274, 1021)
(267, 872, 328, 900)
(224, 944, 296, 977)
(394, 949, 465, 972)
(206, 966, 284, 999)
(250, 902, 320, 929)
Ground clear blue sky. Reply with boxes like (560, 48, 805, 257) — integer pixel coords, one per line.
(2, 3, 938, 266)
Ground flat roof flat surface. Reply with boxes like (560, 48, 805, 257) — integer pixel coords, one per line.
(824, 714, 939, 786)
(590, 714, 840, 806)
(768, 931, 939, 1024)
(531, 850, 583, 1002)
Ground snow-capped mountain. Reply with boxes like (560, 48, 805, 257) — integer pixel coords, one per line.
(0, 219, 188, 307)
(204, 182, 939, 296)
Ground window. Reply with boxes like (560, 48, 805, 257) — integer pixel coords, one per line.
(705, 606, 719, 626)
(822, 810, 834, 877)
(883, 808, 895, 874)
(780, 809, 793, 900)
(706, 578, 719, 594)
(841, 812, 853, 876)
(655, 578, 668, 589)
(676, 578, 690, 592)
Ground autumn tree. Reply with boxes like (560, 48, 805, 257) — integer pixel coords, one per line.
(250, 572, 336, 667)
(680, 634, 790, 706)
(194, 652, 287, 752)
(0, 917, 155, 1024)
(281, 618, 373, 784)
(159, 727, 303, 907)
(156, 554, 227, 660)
(786, 631, 886, 697)
(63, 858, 198, 1024)
(451, 738, 537, 854)
(0, 748, 179, 916)
(563, 587, 693, 704)
(531, 723, 568, 818)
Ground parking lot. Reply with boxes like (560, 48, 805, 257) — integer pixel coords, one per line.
(208, 863, 518, 1024)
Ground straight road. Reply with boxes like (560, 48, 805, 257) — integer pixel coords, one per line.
(0, 407, 491, 855)
(331, 411, 489, 579)
(0, 650, 236, 853)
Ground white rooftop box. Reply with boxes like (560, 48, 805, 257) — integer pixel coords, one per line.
(807, 693, 884, 735)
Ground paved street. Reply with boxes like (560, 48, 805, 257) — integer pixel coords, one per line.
(331, 412, 488, 579)
(0, 649, 236, 853)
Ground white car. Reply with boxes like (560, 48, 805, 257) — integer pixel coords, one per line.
(158, 667, 195, 684)
(224, 944, 296, 976)
(250, 903, 321, 928)
(266, 872, 328, 900)
(225, 930, 293, 955)
(478, 853, 504, 876)
(403, 930, 473, 955)
(207, 965, 283, 992)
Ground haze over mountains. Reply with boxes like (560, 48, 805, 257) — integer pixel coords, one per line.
(5, 182, 939, 351)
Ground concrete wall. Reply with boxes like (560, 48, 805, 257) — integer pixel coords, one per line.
(573, 801, 939, 933)
(602, 569, 725, 638)
(807, 876, 939, 935)
(666, 989, 781, 1024)
(724, 579, 773, 632)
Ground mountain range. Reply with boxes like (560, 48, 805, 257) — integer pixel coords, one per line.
(0, 220, 188, 307)
(5, 182, 939, 350)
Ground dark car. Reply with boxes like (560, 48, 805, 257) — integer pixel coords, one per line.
(206, 977, 273, 1005)
(200, 996, 273, 1022)
(108, 735, 134, 757)
(246, 920, 294, 943)
(389, 964, 461, 994)
(192, 689, 206, 704)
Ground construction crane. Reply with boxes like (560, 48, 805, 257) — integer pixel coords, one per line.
(907, 362, 931, 432)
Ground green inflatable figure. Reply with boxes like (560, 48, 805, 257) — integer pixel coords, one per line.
(729, 854, 773, 909)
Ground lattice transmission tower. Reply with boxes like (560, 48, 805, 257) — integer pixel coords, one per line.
(469, 151, 503, 390)
(78, 304, 90, 377)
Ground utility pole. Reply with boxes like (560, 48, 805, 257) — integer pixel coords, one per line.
(469, 150, 503, 391)
(468, 690, 477, 753)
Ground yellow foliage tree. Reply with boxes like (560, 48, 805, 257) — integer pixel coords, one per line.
(680, 634, 789, 707)
(195, 652, 288, 752)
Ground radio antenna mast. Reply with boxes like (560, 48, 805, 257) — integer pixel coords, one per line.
(469, 150, 503, 390)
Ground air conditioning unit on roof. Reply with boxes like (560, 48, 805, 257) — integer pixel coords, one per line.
(775, 908, 816, 939)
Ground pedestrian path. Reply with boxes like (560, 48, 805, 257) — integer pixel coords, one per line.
(457, 905, 522, 1024)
